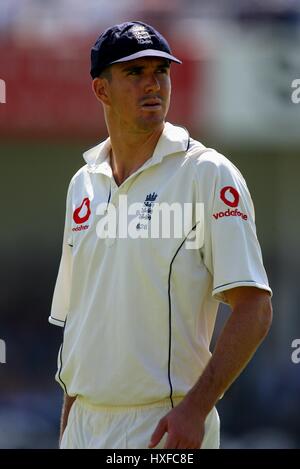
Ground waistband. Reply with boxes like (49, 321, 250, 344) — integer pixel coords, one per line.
(76, 396, 184, 414)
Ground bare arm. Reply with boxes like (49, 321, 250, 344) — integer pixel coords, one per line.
(149, 287, 273, 449)
(59, 394, 77, 445)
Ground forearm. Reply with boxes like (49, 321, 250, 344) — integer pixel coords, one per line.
(60, 394, 77, 443)
(186, 296, 272, 418)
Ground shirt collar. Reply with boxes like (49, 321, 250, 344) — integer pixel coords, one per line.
(82, 138, 112, 176)
(82, 122, 190, 175)
(151, 122, 190, 164)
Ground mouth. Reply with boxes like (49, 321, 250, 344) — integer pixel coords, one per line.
(140, 98, 163, 111)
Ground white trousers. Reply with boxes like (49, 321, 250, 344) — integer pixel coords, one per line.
(60, 397, 220, 449)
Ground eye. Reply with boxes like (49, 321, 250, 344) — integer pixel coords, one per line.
(126, 68, 142, 76)
(156, 67, 169, 74)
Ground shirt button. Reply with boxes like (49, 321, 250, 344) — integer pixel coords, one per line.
(105, 237, 115, 247)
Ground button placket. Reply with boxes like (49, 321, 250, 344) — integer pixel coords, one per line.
(106, 182, 128, 247)
(105, 172, 143, 245)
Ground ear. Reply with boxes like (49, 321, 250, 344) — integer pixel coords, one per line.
(92, 77, 110, 105)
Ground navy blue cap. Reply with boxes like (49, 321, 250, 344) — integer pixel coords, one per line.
(90, 21, 182, 79)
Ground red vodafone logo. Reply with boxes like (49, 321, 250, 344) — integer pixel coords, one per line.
(220, 186, 239, 208)
(73, 197, 91, 224)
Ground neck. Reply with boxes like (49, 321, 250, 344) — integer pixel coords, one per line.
(107, 121, 165, 186)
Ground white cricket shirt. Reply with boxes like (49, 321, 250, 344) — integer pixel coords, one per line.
(50, 122, 271, 406)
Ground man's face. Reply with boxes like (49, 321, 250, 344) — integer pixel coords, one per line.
(103, 57, 171, 132)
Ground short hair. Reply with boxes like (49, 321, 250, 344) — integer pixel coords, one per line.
(98, 66, 112, 81)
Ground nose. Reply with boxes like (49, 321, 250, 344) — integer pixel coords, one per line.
(144, 73, 160, 93)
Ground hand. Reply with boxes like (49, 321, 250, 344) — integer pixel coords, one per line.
(148, 398, 206, 449)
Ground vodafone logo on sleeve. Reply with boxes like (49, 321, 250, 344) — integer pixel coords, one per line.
(213, 186, 248, 221)
(213, 208, 248, 221)
(72, 197, 91, 231)
(220, 186, 239, 207)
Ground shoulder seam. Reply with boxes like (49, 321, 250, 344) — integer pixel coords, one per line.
(70, 164, 89, 184)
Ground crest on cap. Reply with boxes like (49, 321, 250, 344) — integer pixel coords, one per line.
(130, 24, 152, 45)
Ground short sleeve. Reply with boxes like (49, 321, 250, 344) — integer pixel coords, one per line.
(199, 152, 272, 303)
(48, 181, 74, 326)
